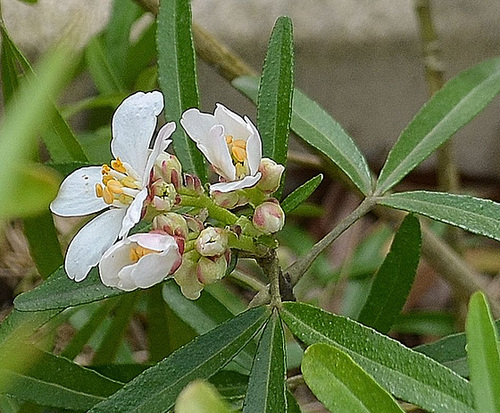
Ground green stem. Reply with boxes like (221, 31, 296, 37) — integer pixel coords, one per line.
(258, 250, 282, 307)
(180, 194, 238, 225)
(286, 197, 375, 286)
(229, 270, 267, 292)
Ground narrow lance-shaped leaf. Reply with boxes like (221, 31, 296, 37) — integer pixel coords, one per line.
(0, 342, 123, 411)
(466, 291, 500, 413)
(358, 214, 421, 334)
(14, 267, 127, 311)
(281, 174, 323, 214)
(280, 302, 474, 413)
(233, 76, 372, 195)
(243, 311, 287, 413)
(378, 191, 500, 242)
(302, 343, 404, 412)
(257, 16, 294, 170)
(376, 57, 500, 195)
(157, 0, 207, 181)
(89, 307, 269, 413)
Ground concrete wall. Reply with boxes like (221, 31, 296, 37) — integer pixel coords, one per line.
(4, 0, 500, 178)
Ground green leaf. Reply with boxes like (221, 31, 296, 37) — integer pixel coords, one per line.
(281, 174, 323, 214)
(0, 24, 88, 163)
(378, 191, 500, 242)
(0, 342, 122, 410)
(257, 16, 294, 170)
(376, 57, 500, 195)
(302, 343, 404, 412)
(14, 267, 126, 311)
(125, 21, 157, 87)
(466, 292, 500, 413)
(280, 302, 473, 412)
(157, 0, 207, 181)
(208, 371, 249, 403)
(175, 380, 233, 413)
(23, 211, 63, 279)
(392, 311, 456, 337)
(89, 307, 269, 413)
(233, 76, 372, 196)
(243, 312, 286, 413)
(85, 36, 126, 94)
(357, 214, 421, 333)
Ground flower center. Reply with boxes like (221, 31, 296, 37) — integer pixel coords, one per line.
(225, 135, 250, 179)
(129, 244, 156, 263)
(95, 158, 141, 205)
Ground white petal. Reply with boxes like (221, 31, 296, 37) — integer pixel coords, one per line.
(130, 232, 177, 251)
(99, 237, 134, 288)
(214, 104, 251, 140)
(203, 125, 235, 180)
(119, 187, 148, 238)
(142, 122, 175, 186)
(111, 91, 164, 177)
(65, 208, 126, 281)
(209, 172, 262, 193)
(180, 107, 218, 146)
(245, 116, 263, 175)
(130, 245, 180, 288)
(50, 166, 107, 217)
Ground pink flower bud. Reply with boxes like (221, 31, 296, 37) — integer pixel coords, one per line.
(173, 252, 204, 300)
(196, 255, 227, 285)
(151, 181, 177, 211)
(154, 153, 182, 185)
(184, 174, 204, 194)
(212, 190, 240, 209)
(153, 212, 189, 239)
(252, 199, 285, 234)
(195, 227, 228, 256)
(257, 158, 285, 194)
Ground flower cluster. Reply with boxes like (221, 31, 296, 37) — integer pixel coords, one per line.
(51, 91, 286, 299)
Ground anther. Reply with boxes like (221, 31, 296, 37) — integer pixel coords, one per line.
(225, 135, 233, 144)
(111, 158, 127, 174)
(102, 186, 114, 204)
(232, 146, 247, 163)
(102, 164, 111, 174)
(107, 179, 124, 194)
(95, 183, 104, 198)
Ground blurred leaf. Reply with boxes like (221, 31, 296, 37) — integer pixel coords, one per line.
(125, 21, 157, 86)
(176, 380, 233, 413)
(392, 311, 456, 337)
(286, 391, 302, 413)
(89, 307, 269, 412)
(157, 0, 207, 181)
(62, 94, 125, 120)
(0, 342, 122, 410)
(233, 76, 373, 196)
(243, 312, 286, 413)
(280, 302, 474, 412)
(0, 396, 17, 413)
(302, 343, 404, 412)
(376, 57, 500, 195)
(48, 161, 90, 177)
(208, 371, 248, 403)
(378, 191, 500, 242)
(23, 211, 63, 278)
(92, 364, 149, 383)
(92, 292, 139, 365)
(0, 23, 87, 163)
(358, 214, 421, 333)
(85, 36, 126, 94)
(14, 267, 126, 311)
(466, 292, 500, 412)
(281, 174, 322, 214)
(257, 16, 294, 175)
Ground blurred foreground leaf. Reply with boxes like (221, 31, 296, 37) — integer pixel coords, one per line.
(176, 380, 232, 413)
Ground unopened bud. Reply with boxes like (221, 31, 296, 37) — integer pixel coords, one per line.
(257, 158, 285, 194)
(252, 199, 285, 234)
(153, 212, 189, 239)
(173, 252, 204, 300)
(154, 153, 182, 185)
(184, 215, 204, 236)
(195, 227, 228, 256)
(184, 174, 204, 194)
(151, 181, 177, 211)
(212, 190, 240, 209)
(196, 255, 227, 285)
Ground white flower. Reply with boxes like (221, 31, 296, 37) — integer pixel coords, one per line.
(50, 91, 176, 282)
(181, 104, 262, 193)
(99, 233, 181, 291)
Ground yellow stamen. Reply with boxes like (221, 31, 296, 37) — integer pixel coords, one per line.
(225, 135, 233, 144)
(233, 139, 246, 150)
(122, 176, 140, 189)
(232, 146, 247, 163)
(95, 183, 104, 198)
(102, 186, 114, 204)
(111, 158, 127, 174)
(106, 179, 123, 194)
(102, 164, 111, 174)
(129, 245, 156, 262)
(102, 175, 114, 184)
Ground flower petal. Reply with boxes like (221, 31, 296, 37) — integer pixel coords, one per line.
(130, 232, 176, 251)
(50, 166, 107, 217)
(111, 91, 164, 177)
(180, 107, 218, 146)
(203, 125, 235, 180)
(214, 103, 251, 140)
(119, 187, 148, 238)
(209, 172, 262, 193)
(142, 122, 175, 186)
(130, 245, 180, 288)
(65, 208, 126, 281)
(99, 237, 134, 289)
(245, 116, 263, 175)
